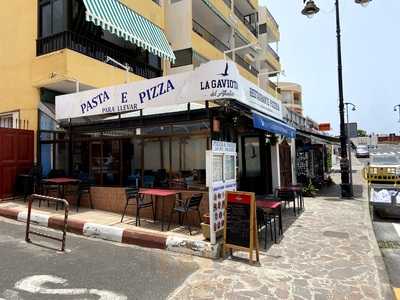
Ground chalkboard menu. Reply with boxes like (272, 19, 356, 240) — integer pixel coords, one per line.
(225, 195, 251, 247)
(224, 191, 259, 263)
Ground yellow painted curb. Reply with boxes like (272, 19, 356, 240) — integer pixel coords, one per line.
(394, 288, 400, 300)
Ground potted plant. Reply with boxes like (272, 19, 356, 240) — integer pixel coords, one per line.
(303, 180, 318, 197)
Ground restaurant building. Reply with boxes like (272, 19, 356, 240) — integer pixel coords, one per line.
(1, 0, 298, 218)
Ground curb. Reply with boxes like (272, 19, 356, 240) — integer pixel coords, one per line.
(0, 206, 219, 259)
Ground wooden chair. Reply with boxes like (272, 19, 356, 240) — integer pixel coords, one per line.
(121, 188, 155, 226)
(167, 194, 203, 235)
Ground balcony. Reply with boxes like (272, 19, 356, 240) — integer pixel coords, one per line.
(36, 31, 162, 80)
(235, 54, 258, 77)
(265, 7, 279, 31)
(192, 20, 229, 53)
(266, 44, 280, 62)
(234, 7, 258, 37)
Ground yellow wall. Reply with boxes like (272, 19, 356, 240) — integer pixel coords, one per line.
(237, 64, 258, 85)
(0, 0, 39, 132)
(121, 0, 164, 28)
(192, 32, 224, 61)
(32, 50, 144, 90)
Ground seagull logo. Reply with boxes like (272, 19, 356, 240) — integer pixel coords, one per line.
(218, 63, 229, 77)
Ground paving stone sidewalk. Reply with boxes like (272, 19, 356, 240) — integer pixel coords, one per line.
(168, 172, 394, 300)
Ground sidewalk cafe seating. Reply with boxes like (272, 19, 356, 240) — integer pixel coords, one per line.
(41, 169, 66, 198)
(76, 180, 95, 212)
(257, 207, 274, 248)
(288, 184, 304, 211)
(168, 194, 203, 235)
(257, 199, 283, 247)
(276, 188, 297, 216)
(121, 187, 155, 226)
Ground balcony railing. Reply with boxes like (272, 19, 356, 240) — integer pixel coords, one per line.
(36, 31, 162, 79)
(234, 7, 258, 37)
(266, 44, 280, 62)
(235, 54, 258, 77)
(223, 0, 231, 8)
(265, 7, 279, 30)
(192, 20, 229, 53)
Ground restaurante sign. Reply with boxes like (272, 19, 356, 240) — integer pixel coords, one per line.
(55, 60, 283, 121)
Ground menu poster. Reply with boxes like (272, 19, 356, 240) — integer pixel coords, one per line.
(224, 155, 236, 181)
(206, 141, 237, 245)
(213, 155, 223, 183)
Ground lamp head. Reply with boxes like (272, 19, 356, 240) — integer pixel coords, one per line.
(355, 0, 371, 7)
(352, 107, 356, 111)
(302, 0, 320, 18)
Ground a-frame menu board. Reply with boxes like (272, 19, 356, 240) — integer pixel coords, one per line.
(224, 191, 259, 264)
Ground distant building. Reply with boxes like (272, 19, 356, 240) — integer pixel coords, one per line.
(279, 82, 303, 116)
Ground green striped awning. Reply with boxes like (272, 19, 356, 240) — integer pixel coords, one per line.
(83, 0, 175, 63)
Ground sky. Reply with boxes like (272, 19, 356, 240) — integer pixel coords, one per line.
(260, 0, 400, 135)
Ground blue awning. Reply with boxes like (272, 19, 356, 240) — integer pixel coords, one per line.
(253, 112, 296, 139)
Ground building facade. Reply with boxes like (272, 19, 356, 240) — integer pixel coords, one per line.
(279, 82, 303, 116)
(0, 0, 293, 196)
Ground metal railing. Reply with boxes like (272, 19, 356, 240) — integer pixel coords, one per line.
(235, 54, 259, 76)
(192, 20, 229, 52)
(266, 44, 280, 62)
(0, 118, 29, 129)
(36, 31, 162, 79)
(25, 194, 69, 251)
(233, 7, 258, 37)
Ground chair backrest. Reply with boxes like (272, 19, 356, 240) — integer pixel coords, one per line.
(125, 187, 138, 199)
(186, 194, 203, 208)
(276, 189, 295, 200)
(143, 175, 155, 188)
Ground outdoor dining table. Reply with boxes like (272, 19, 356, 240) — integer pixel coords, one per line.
(256, 197, 283, 237)
(41, 177, 81, 200)
(139, 188, 177, 231)
(281, 185, 304, 211)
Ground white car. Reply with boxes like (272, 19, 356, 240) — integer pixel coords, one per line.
(356, 145, 370, 158)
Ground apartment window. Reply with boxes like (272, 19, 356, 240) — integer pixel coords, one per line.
(39, 0, 66, 38)
(259, 23, 267, 35)
(172, 48, 193, 68)
(0, 114, 14, 128)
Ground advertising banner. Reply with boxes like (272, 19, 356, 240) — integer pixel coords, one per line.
(56, 60, 283, 121)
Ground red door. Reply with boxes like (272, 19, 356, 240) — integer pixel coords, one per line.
(0, 128, 34, 198)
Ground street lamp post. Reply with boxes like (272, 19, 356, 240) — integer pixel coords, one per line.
(344, 102, 356, 192)
(301, 0, 372, 198)
(394, 105, 400, 122)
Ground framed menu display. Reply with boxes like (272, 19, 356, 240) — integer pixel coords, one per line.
(206, 141, 237, 244)
(224, 191, 259, 264)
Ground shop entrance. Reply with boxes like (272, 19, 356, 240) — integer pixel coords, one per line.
(240, 135, 272, 195)
(279, 140, 292, 187)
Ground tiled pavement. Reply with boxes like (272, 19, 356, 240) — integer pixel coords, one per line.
(168, 172, 394, 300)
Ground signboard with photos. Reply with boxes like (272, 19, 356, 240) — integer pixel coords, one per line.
(206, 141, 237, 244)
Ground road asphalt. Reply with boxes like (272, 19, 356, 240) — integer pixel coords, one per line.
(0, 217, 198, 300)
